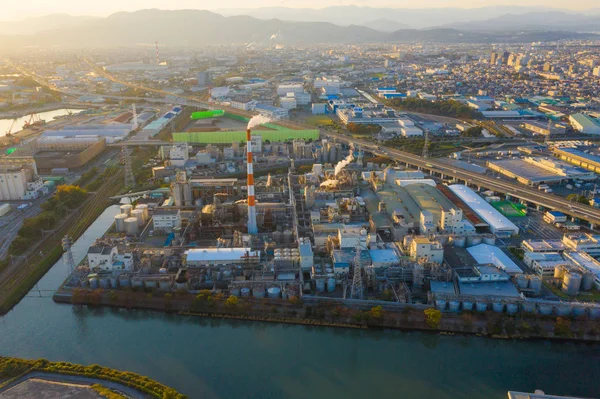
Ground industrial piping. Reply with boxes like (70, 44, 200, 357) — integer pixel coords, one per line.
(246, 128, 258, 235)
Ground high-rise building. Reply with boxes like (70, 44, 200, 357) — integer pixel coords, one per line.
(490, 51, 499, 65)
(501, 51, 510, 65)
(197, 71, 212, 86)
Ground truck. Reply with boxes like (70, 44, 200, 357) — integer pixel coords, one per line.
(17, 204, 30, 212)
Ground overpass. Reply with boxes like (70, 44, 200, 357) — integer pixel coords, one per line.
(324, 131, 600, 227)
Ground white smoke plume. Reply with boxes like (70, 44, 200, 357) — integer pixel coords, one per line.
(247, 115, 271, 130)
(320, 179, 339, 188)
(334, 153, 354, 176)
(270, 33, 278, 40)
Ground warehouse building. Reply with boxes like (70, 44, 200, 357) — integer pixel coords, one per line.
(466, 243, 523, 274)
(569, 113, 600, 135)
(184, 248, 260, 267)
(41, 124, 132, 144)
(448, 185, 519, 236)
(487, 159, 563, 186)
(553, 147, 600, 173)
(523, 157, 595, 181)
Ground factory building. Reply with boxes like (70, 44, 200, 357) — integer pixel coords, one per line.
(87, 245, 134, 272)
(406, 236, 444, 264)
(553, 147, 600, 173)
(184, 248, 260, 267)
(562, 251, 600, 290)
(0, 160, 45, 200)
(562, 233, 600, 256)
(523, 157, 595, 181)
(41, 124, 132, 144)
(152, 209, 182, 232)
(569, 113, 600, 134)
(466, 244, 523, 274)
(521, 239, 565, 253)
(448, 185, 519, 236)
(523, 252, 565, 277)
(169, 144, 189, 167)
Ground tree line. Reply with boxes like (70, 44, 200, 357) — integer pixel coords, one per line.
(388, 97, 481, 119)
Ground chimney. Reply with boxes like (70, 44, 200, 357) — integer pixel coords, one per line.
(246, 129, 258, 235)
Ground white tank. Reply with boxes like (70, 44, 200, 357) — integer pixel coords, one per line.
(136, 204, 149, 220)
(316, 279, 325, 293)
(522, 301, 536, 314)
(492, 302, 504, 313)
(120, 204, 132, 216)
(131, 209, 145, 226)
(230, 288, 241, 297)
(449, 301, 460, 312)
(435, 299, 447, 310)
(506, 303, 518, 315)
(253, 287, 265, 298)
(516, 274, 528, 290)
(528, 276, 542, 294)
(562, 272, 582, 296)
(581, 272, 595, 291)
(452, 236, 466, 248)
(476, 302, 487, 312)
(114, 213, 128, 232)
(124, 217, 139, 235)
(554, 265, 566, 279)
(462, 301, 474, 311)
(467, 235, 482, 247)
(241, 288, 251, 297)
(267, 287, 281, 298)
(483, 235, 496, 245)
(556, 304, 572, 317)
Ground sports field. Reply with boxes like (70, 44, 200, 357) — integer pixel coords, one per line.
(490, 201, 527, 217)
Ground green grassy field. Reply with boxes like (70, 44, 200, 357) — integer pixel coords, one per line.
(491, 201, 527, 217)
(305, 115, 334, 127)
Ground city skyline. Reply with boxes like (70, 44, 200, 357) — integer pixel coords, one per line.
(1, 0, 599, 20)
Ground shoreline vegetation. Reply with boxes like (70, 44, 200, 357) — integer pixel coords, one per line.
(54, 289, 600, 343)
(0, 357, 186, 399)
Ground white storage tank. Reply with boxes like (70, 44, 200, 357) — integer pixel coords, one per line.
(522, 301, 536, 313)
(114, 213, 128, 232)
(131, 209, 145, 227)
(562, 272, 582, 296)
(516, 274, 528, 290)
(327, 278, 336, 293)
(572, 306, 587, 317)
(136, 204, 149, 220)
(467, 235, 482, 247)
(118, 275, 131, 288)
(159, 279, 171, 291)
(462, 301, 474, 311)
(506, 303, 518, 315)
(435, 299, 447, 310)
(449, 301, 460, 312)
(120, 204, 132, 216)
(538, 304, 553, 315)
(144, 279, 157, 289)
(316, 279, 325, 293)
(556, 304, 572, 317)
(230, 288, 241, 297)
(124, 217, 139, 235)
(528, 276, 542, 295)
(99, 277, 110, 289)
(589, 307, 600, 320)
(131, 277, 143, 289)
(452, 236, 466, 248)
(482, 235, 496, 245)
(89, 277, 99, 289)
(581, 272, 595, 291)
(492, 302, 504, 313)
(267, 287, 281, 299)
(253, 287, 265, 298)
(241, 288, 251, 297)
(476, 302, 488, 312)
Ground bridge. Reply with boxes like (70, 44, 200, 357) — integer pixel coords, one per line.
(324, 131, 600, 227)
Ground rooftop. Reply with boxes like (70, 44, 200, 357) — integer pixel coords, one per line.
(467, 244, 523, 274)
(185, 247, 258, 262)
(457, 280, 521, 298)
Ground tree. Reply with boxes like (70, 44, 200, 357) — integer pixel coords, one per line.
(554, 317, 572, 337)
(461, 126, 483, 138)
(369, 306, 383, 320)
(424, 308, 442, 328)
(55, 185, 87, 208)
(225, 295, 238, 308)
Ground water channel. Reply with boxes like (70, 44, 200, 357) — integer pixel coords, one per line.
(0, 205, 599, 399)
(0, 108, 85, 137)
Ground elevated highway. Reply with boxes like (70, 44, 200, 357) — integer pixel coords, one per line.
(324, 131, 600, 227)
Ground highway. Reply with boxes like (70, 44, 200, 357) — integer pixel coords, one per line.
(324, 131, 600, 226)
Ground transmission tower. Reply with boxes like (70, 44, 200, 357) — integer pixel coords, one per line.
(422, 129, 429, 159)
(350, 245, 364, 299)
(121, 146, 136, 188)
(62, 235, 76, 275)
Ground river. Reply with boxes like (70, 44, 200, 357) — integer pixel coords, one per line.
(0, 205, 599, 399)
(0, 108, 85, 137)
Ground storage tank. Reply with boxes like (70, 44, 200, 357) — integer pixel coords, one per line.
(467, 235, 482, 247)
(327, 278, 336, 293)
(118, 275, 130, 288)
(131, 277, 143, 289)
(538, 304, 553, 315)
(554, 265, 566, 279)
(131, 209, 145, 226)
(562, 272, 582, 296)
(124, 217, 139, 235)
(230, 288, 241, 297)
(476, 302, 488, 312)
(449, 301, 460, 312)
(462, 301, 474, 311)
(435, 299, 447, 310)
(483, 235, 496, 245)
(572, 306, 587, 317)
(589, 307, 600, 320)
(120, 204, 132, 216)
(506, 303, 518, 315)
(109, 276, 117, 289)
(267, 287, 281, 299)
(316, 279, 326, 293)
(528, 276, 542, 295)
(99, 277, 109, 289)
(581, 272, 595, 291)
(175, 282, 187, 291)
(522, 301, 536, 313)
(114, 213, 128, 232)
(283, 230, 293, 244)
(556, 304, 572, 317)
(252, 287, 265, 298)
(136, 204, 149, 220)
(159, 279, 171, 291)
(452, 236, 466, 248)
(241, 287, 251, 297)
(144, 280, 157, 289)
(89, 277, 99, 289)
(80, 279, 87, 288)
(492, 302, 504, 313)
(516, 274, 528, 290)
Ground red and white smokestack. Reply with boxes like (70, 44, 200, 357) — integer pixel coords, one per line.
(246, 128, 258, 235)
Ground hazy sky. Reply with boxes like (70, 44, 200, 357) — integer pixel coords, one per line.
(2, 0, 598, 20)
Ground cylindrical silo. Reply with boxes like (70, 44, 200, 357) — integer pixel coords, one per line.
(435, 299, 447, 310)
(522, 301, 536, 314)
(483, 235, 496, 245)
(516, 274, 528, 290)
(114, 213, 128, 232)
(267, 287, 281, 299)
(538, 304, 553, 315)
(556, 304, 572, 317)
(316, 279, 325, 293)
(241, 287, 251, 297)
(327, 278, 336, 293)
(124, 217, 139, 235)
(506, 303, 518, 315)
(581, 272, 595, 291)
(554, 265, 565, 279)
(252, 287, 265, 298)
(492, 302, 504, 313)
(528, 276, 542, 295)
(562, 272, 582, 296)
(452, 236, 466, 248)
(462, 301, 474, 311)
(131, 209, 145, 227)
(136, 204, 149, 220)
(449, 301, 460, 312)
(120, 204, 132, 216)
(476, 302, 487, 312)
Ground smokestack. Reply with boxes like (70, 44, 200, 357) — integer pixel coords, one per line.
(246, 128, 258, 235)
(155, 41, 160, 65)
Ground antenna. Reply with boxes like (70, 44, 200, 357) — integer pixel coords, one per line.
(350, 244, 364, 299)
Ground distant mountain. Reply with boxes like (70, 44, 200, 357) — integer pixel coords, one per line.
(441, 11, 600, 31)
(362, 19, 411, 32)
(0, 9, 597, 49)
(214, 5, 563, 29)
(0, 14, 97, 35)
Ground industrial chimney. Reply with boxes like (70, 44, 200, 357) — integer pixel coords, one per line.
(246, 129, 258, 235)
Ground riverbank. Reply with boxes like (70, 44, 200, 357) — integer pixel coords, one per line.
(0, 103, 89, 119)
(0, 357, 186, 399)
(54, 288, 600, 343)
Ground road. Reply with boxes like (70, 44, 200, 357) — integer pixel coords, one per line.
(0, 197, 48, 260)
(324, 131, 600, 226)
